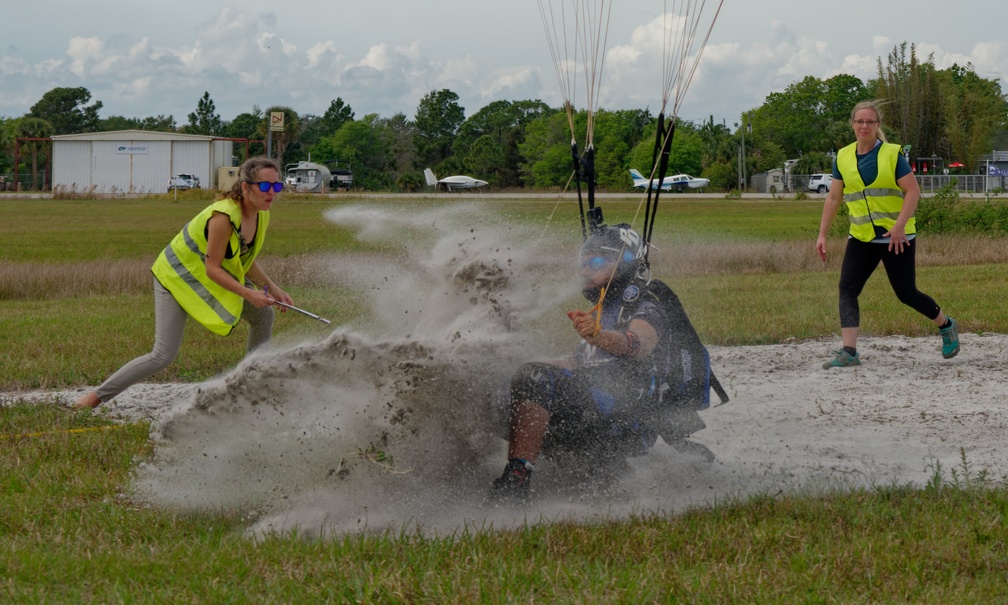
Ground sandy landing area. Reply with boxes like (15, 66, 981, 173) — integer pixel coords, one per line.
(6, 204, 1005, 534)
(7, 330, 1004, 536)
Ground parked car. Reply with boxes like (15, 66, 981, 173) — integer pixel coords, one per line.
(807, 173, 832, 193)
(168, 174, 201, 191)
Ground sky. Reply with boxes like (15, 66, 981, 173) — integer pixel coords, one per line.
(1, 1, 1005, 130)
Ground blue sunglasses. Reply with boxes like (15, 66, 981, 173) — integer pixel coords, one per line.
(252, 181, 284, 193)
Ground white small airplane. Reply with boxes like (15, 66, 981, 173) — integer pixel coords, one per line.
(424, 168, 488, 192)
(629, 168, 709, 192)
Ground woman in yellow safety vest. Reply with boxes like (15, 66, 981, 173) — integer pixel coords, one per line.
(815, 100, 959, 369)
(74, 157, 295, 409)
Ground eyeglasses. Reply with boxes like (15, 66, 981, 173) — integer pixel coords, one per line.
(252, 181, 284, 193)
(582, 256, 613, 271)
(852, 119, 879, 127)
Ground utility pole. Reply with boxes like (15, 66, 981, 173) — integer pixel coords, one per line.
(741, 120, 750, 191)
(737, 144, 743, 190)
(735, 121, 749, 191)
(737, 123, 745, 189)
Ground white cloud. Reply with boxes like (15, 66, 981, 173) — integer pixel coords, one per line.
(1, 1, 1006, 128)
(436, 57, 478, 86)
(871, 36, 892, 53)
(199, 7, 259, 39)
(837, 54, 877, 79)
(66, 37, 105, 78)
(357, 43, 397, 72)
(305, 42, 344, 70)
(972, 41, 1004, 66)
(970, 41, 1007, 83)
(255, 33, 297, 57)
(483, 66, 538, 99)
(127, 37, 151, 62)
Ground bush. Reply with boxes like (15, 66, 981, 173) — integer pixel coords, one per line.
(917, 182, 1008, 234)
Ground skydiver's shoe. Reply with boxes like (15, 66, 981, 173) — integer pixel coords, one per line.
(823, 349, 860, 369)
(940, 317, 960, 359)
(488, 458, 533, 503)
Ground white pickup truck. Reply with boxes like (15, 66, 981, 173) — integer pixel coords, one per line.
(168, 174, 201, 191)
(807, 173, 833, 193)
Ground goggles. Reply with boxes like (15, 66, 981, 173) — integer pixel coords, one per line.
(252, 181, 284, 193)
(581, 255, 614, 271)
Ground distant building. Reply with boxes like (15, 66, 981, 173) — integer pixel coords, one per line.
(51, 130, 234, 194)
(979, 150, 1008, 178)
(751, 168, 785, 194)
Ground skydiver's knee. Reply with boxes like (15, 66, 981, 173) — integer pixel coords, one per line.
(511, 362, 561, 409)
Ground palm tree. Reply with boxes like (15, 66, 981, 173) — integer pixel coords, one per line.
(13, 117, 54, 190)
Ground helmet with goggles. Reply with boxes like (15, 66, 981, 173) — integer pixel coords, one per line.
(579, 223, 645, 279)
(578, 223, 646, 301)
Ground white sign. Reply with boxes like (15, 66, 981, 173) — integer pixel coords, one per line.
(115, 144, 149, 155)
(270, 111, 285, 132)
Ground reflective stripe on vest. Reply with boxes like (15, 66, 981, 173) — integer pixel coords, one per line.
(179, 221, 243, 284)
(163, 227, 239, 327)
(151, 199, 269, 336)
(837, 142, 914, 242)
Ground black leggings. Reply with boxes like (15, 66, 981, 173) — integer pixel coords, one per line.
(838, 237, 940, 329)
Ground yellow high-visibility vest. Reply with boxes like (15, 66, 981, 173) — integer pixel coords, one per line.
(837, 141, 913, 242)
(151, 199, 270, 335)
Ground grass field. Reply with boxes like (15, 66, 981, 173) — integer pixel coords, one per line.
(3, 192, 1008, 602)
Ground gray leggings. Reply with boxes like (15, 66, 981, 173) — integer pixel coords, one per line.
(95, 277, 274, 402)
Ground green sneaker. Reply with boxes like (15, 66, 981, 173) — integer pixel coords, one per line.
(940, 317, 960, 359)
(823, 349, 860, 369)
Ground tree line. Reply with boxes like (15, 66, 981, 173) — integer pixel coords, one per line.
(2, 42, 1005, 192)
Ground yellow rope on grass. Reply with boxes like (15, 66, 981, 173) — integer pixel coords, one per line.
(0, 423, 130, 441)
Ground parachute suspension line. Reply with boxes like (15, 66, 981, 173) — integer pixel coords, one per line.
(580, 1, 610, 238)
(642, 115, 677, 265)
(578, 0, 612, 150)
(532, 169, 579, 250)
(537, 0, 612, 241)
(535, 2, 593, 245)
(642, 0, 724, 258)
(659, 0, 724, 117)
(578, 2, 610, 237)
(572, 140, 588, 240)
(574, 143, 601, 238)
(536, 0, 578, 137)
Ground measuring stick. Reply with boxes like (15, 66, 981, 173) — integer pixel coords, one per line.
(270, 299, 331, 324)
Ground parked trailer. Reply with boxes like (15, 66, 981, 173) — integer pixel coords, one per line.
(284, 161, 331, 193)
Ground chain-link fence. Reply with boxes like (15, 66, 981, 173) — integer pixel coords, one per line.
(0, 172, 49, 191)
(767, 173, 1005, 196)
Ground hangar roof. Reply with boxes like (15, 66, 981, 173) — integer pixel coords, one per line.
(52, 129, 215, 142)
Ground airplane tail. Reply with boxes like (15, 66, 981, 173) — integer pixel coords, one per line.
(629, 168, 648, 187)
(423, 168, 437, 187)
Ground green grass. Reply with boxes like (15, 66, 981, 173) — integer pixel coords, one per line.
(5, 194, 1006, 388)
(4, 194, 1008, 602)
(679, 263, 1008, 345)
(0, 195, 377, 263)
(4, 403, 1008, 602)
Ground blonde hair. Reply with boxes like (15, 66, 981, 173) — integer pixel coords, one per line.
(228, 156, 281, 203)
(850, 100, 888, 143)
